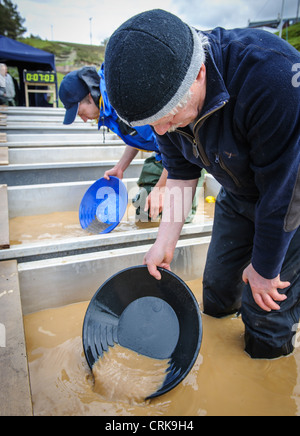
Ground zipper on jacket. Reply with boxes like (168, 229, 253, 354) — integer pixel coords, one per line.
(175, 125, 210, 166)
(174, 128, 203, 161)
(193, 101, 228, 133)
(175, 100, 228, 167)
(215, 154, 242, 187)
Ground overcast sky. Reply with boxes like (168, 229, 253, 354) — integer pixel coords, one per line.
(15, 0, 300, 45)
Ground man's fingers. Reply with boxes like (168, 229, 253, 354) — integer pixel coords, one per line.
(144, 196, 149, 212)
(254, 293, 280, 312)
(262, 294, 281, 311)
(253, 294, 272, 312)
(143, 257, 172, 281)
(242, 271, 249, 284)
(243, 264, 290, 312)
(160, 262, 172, 272)
(253, 290, 287, 312)
(145, 199, 160, 219)
(277, 281, 291, 290)
(150, 207, 159, 220)
(271, 290, 287, 302)
(144, 260, 161, 280)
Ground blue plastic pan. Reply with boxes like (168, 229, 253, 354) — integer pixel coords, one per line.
(79, 176, 128, 234)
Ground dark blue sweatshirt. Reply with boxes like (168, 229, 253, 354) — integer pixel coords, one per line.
(157, 27, 300, 279)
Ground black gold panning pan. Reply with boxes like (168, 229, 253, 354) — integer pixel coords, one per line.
(82, 265, 202, 398)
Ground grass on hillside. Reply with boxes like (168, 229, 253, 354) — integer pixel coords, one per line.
(18, 37, 105, 66)
(15, 38, 106, 108)
(277, 22, 300, 51)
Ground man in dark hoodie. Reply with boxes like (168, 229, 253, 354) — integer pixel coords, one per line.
(104, 9, 300, 359)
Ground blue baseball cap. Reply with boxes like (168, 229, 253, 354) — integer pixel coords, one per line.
(59, 70, 89, 124)
(59, 67, 100, 124)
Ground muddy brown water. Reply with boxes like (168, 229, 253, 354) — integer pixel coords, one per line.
(9, 201, 214, 245)
(23, 279, 300, 416)
(17, 199, 300, 416)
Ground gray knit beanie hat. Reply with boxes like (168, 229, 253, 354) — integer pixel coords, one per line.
(105, 9, 205, 127)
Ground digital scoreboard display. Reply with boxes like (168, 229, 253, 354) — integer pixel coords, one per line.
(24, 71, 56, 84)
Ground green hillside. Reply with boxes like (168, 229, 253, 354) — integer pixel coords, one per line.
(17, 38, 106, 106)
(279, 22, 300, 51)
(18, 37, 105, 67)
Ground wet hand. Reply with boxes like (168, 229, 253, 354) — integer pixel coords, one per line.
(103, 167, 123, 180)
(143, 242, 173, 280)
(144, 187, 165, 220)
(242, 264, 290, 312)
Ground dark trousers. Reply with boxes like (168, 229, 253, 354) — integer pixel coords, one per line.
(203, 188, 300, 359)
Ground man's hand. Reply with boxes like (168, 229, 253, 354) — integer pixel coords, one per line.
(103, 166, 123, 180)
(242, 263, 290, 312)
(104, 146, 139, 180)
(144, 168, 168, 219)
(143, 178, 198, 280)
(143, 240, 174, 280)
(144, 186, 165, 220)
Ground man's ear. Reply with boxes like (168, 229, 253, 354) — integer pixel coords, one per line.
(196, 64, 206, 85)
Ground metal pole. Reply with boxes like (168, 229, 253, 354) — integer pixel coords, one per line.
(297, 0, 300, 23)
(279, 0, 285, 38)
(89, 17, 93, 45)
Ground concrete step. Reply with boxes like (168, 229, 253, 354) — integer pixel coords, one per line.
(1, 106, 66, 116)
(4, 135, 123, 147)
(18, 236, 211, 315)
(3, 124, 103, 135)
(0, 159, 145, 186)
(6, 178, 139, 218)
(6, 115, 85, 124)
(0, 259, 32, 416)
(0, 175, 219, 263)
(7, 146, 142, 164)
(0, 185, 9, 249)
